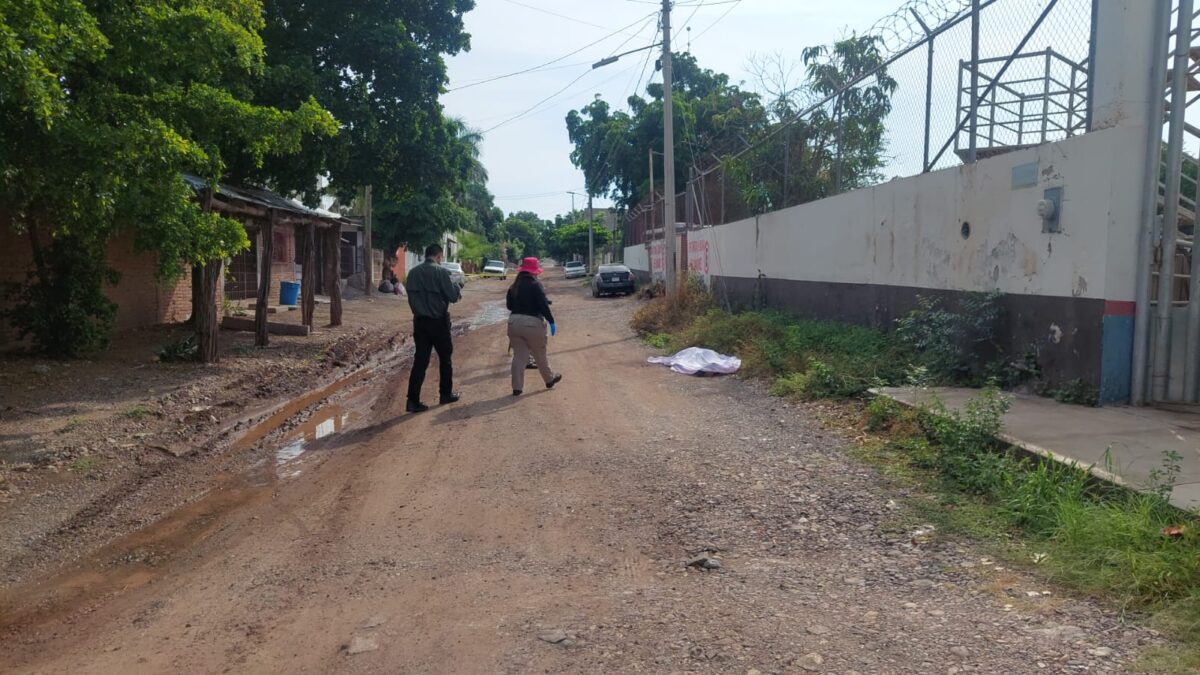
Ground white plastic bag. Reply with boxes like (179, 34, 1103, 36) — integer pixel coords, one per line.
(647, 347, 741, 376)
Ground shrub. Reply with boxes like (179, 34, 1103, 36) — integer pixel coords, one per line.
(895, 291, 1003, 383)
(631, 275, 712, 335)
(158, 335, 199, 363)
(2, 234, 120, 357)
(865, 395, 900, 432)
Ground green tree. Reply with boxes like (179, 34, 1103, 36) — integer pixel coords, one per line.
(546, 220, 614, 262)
(374, 117, 491, 252)
(566, 53, 769, 210)
(727, 35, 897, 213)
(0, 0, 336, 357)
(250, 0, 475, 215)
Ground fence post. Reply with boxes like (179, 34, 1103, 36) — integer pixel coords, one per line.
(968, 0, 981, 163)
(1153, 0, 1195, 401)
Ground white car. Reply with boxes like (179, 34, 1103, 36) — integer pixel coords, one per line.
(563, 260, 587, 279)
(441, 261, 466, 287)
(482, 259, 507, 279)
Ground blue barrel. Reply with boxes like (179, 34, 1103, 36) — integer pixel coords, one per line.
(279, 280, 300, 306)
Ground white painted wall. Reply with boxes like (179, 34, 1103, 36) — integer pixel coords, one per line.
(631, 125, 1144, 303)
(624, 243, 648, 276)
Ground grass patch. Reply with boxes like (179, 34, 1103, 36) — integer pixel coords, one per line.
(69, 456, 101, 473)
(861, 391, 1200, 670)
(59, 417, 86, 434)
(644, 333, 672, 349)
(123, 404, 154, 420)
(634, 284, 909, 398)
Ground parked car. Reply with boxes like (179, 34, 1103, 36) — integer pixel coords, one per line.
(482, 259, 507, 279)
(591, 264, 635, 297)
(441, 261, 466, 288)
(563, 260, 587, 279)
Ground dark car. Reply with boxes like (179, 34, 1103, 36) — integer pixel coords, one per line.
(591, 264, 636, 297)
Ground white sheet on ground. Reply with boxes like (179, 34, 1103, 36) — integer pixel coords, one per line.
(647, 347, 741, 375)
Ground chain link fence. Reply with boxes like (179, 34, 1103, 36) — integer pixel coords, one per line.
(627, 0, 1095, 242)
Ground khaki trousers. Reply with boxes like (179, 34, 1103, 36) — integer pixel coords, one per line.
(508, 314, 554, 391)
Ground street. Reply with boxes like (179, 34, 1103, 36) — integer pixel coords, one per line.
(0, 278, 1153, 674)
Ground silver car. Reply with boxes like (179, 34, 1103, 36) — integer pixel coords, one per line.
(482, 259, 507, 279)
(441, 261, 466, 288)
(563, 260, 587, 279)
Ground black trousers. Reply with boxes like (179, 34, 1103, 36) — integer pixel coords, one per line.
(407, 314, 454, 402)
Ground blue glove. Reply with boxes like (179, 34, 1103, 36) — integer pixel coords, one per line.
(550, 323, 557, 337)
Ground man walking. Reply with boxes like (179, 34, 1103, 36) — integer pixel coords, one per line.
(405, 243, 462, 413)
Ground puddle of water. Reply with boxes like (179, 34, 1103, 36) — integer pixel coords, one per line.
(0, 477, 268, 635)
(470, 301, 509, 330)
(274, 405, 360, 469)
(231, 369, 369, 453)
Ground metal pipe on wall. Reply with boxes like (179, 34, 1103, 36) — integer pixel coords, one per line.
(1132, 0, 1172, 406)
(1151, 0, 1195, 402)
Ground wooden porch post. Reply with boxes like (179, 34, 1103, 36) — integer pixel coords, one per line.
(255, 209, 276, 347)
(301, 221, 316, 327)
(324, 227, 343, 327)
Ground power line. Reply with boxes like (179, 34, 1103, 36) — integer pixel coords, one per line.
(497, 0, 625, 33)
(481, 58, 645, 135)
(691, 0, 743, 41)
(446, 11, 656, 93)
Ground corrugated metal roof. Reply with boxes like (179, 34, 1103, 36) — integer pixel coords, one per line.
(182, 173, 349, 224)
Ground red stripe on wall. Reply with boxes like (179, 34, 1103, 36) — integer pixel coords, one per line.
(1104, 300, 1136, 316)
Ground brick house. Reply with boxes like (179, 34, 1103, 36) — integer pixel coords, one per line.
(0, 178, 363, 348)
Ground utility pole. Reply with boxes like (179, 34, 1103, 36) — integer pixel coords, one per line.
(587, 193, 595, 272)
(648, 148, 655, 243)
(661, 0, 677, 295)
(364, 185, 374, 296)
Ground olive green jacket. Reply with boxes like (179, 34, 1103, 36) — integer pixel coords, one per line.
(405, 260, 461, 319)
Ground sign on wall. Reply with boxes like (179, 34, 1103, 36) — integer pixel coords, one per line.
(687, 238, 710, 281)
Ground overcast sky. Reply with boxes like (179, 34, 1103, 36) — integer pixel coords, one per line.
(442, 0, 900, 220)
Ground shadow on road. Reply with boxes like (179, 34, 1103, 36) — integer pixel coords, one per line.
(433, 390, 552, 424)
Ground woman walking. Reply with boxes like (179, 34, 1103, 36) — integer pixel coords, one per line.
(506, 257, 562, 396)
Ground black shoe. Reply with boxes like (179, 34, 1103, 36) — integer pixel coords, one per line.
(406, 400, 429, 414)
(513, 389, 522, 396)
(525, 362, 538, 370)
(546, 373, 562, 389)
(439, 392, 461, 405)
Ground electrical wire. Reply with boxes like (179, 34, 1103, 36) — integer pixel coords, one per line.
(497, 0, 624, 33)
(446, 11, 657, 93)
(690, 0, 743, 42)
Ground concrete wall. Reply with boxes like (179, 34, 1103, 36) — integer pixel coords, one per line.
(627, 125, 1145, 401)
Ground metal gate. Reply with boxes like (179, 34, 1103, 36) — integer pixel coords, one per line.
(1140, 1, 1200, 403)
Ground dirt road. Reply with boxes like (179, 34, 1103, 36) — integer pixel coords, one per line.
(0, 278, 1158, 673)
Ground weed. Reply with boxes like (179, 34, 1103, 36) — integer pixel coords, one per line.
(895, 291, 1004, 384)
(158, 335, 198, 363)
(124, 404, 154, 419)
(69, 456, 100, 473)
(1045, 379, 1100, 407)
(631, 275, 712, 336)
(855, 392, 1200, 670)
(1147, 450, 1184, 501)
(645, 333, 672, 349)
(59, 417, 85, 434)
(865, 395, 900, 432)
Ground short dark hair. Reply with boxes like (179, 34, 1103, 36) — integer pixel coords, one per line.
(424, 243, 443, 259)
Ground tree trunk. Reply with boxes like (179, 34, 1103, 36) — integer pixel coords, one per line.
(324, 227, 343, 327)
(195, 259, 222, 363)
(301, 221, 316, 328)
(255, 210, 276, 347)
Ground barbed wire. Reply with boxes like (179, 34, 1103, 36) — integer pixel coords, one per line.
(867, 0, 973, 56)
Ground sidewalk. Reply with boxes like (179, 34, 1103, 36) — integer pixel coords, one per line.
(876, 387, 1200, 511)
